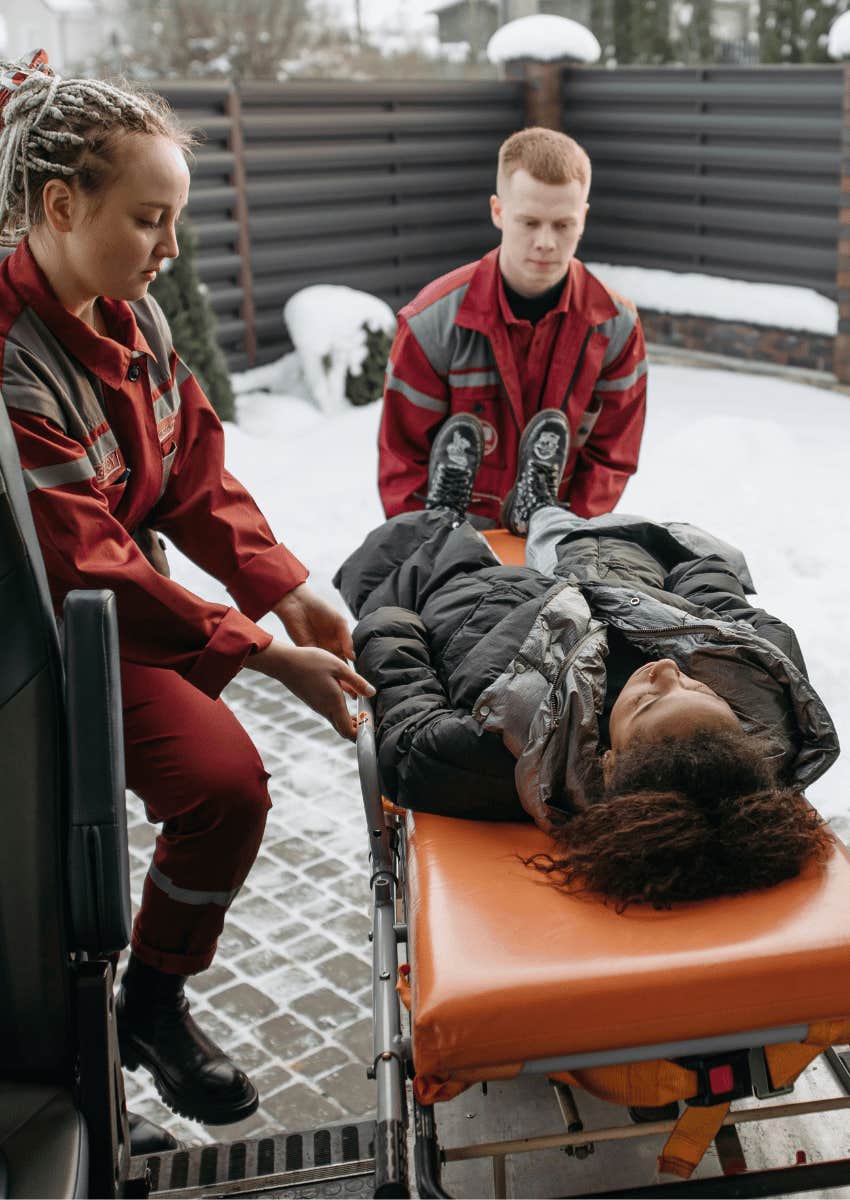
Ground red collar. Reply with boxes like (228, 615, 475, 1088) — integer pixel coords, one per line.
(456, 247, 617, 334)
(8, 240, 156, 390)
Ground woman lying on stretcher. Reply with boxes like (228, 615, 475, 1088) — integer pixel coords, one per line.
(335, 410, 839, 909)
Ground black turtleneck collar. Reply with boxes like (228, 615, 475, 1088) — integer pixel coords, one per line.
(502, 272, 568, 326)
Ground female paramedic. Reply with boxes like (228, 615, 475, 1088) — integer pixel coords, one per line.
(0, 54, 372, 1126)
(335, 409, 839, 911)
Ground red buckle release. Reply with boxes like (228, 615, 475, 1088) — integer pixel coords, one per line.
(709, 1064, 734, 1095)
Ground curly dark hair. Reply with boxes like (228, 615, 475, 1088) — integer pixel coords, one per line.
(526, 728, 832, 910)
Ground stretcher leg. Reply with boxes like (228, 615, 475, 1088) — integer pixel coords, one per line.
(357, 699, 410, 1198)
(491, 1153, 507, 1198)
(414, 1101, 450, 1199)
(825, 1047, 850, 1095)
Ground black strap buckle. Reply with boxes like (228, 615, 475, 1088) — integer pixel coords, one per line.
(677, 1048, 753, 1107)
(748, 1046, 795, 1100)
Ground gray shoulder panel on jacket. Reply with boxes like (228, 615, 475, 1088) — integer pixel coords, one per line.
(593, 295, 639, 369)
(405, 283, 470, 377)
(1, 310, 104, 433)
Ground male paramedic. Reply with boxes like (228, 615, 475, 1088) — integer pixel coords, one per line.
(378, 126, 647, 525)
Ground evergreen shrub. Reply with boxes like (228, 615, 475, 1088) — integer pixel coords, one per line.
(151, 222, 236, 422)
(345, 324, 393, 406)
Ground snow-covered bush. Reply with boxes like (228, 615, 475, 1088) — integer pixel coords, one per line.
(283, 285, 396, 413)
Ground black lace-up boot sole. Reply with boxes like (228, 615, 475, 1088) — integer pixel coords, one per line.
(425, 413, 485, 519)
(500, 409, 571, 535)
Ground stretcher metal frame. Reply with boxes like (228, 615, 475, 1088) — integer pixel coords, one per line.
(356, 698, 850, 1199)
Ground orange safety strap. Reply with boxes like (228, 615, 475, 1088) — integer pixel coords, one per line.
(551, 1060, 700, 1109)
(657, 1102, 731, 1179)
(551, 1062, 717, 1179)
(397, 963, 412, 1011)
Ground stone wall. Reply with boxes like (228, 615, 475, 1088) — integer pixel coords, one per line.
(639, 311, 835, 375)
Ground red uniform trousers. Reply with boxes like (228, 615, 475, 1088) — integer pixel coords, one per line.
(121, 660, 271, 976)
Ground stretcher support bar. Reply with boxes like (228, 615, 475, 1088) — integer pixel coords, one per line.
(441, 1093, 850, 1162)
(587, 1156, 850, 1198)
(517, 1024, 809, 1075)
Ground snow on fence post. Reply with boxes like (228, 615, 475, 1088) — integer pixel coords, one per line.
(225, 85, 257, 367)
(835, 62, 850, 384)
(487, 14, 601, 131)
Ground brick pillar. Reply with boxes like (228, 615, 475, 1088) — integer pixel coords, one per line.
(834, 62, 850, 383)
(504, 58, 565, 131)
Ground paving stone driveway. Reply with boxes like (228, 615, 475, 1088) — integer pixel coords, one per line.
(123, 674, 375, 1146)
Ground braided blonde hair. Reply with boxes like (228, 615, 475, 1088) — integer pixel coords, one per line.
(0, 55, 193, 243)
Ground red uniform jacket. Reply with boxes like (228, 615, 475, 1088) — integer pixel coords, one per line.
(378, 249, 647, 522)
(0, 241, 307, 698)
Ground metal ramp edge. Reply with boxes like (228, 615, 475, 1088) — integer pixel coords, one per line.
(127, 1118, 377, 1198)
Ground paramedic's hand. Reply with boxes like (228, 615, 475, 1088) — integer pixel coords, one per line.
(273, 584, 355, 661)
(249, 640, 374, 741)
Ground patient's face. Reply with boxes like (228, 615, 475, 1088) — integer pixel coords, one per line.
(608, 658, 739, 751)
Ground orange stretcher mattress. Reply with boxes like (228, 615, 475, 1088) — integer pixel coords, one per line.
(405, 812, 850, 1081)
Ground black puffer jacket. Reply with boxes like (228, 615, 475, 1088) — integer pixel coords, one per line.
(334, 509, 838, 829)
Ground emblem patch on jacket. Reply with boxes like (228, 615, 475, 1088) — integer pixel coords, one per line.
(480, 419, 499, 456)
(157, 414, 177, 443)
(95, 448, 125, 484)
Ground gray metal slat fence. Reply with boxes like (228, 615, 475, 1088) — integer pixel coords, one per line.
(159, 79, 528, 364)
(562, 65, 843, 298)
(156, 82, 253, 368)
(235, 79, 525, 364)
(162, 78, 523, 367)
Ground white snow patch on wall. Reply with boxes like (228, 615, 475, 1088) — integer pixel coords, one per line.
(487, 13, 601, 64)
(586, 263, 838, 336)
(283, 285, 397, 414)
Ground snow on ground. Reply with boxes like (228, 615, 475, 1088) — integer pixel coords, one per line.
(168, 359, 850, 832)
(587, 263, 839, 336)
(487, 13, 601, 64)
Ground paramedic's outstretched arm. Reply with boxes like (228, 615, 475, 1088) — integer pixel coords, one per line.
(249, 640, 373, 742)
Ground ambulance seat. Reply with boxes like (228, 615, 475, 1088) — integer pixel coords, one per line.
(0, 394, 131, 1197)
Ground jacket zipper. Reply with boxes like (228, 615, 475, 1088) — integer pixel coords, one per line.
(629, 624, 721, 637)
(559, 327, 593, 412)
(548, 626, 601, 727)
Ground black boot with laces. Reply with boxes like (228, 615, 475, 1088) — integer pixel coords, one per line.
(425, 413, 485, 522)
(116, 954, 259, 1126)
(500, 409, 571, 536)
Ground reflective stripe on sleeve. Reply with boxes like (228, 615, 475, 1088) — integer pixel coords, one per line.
(447, 369, 501, 388)
(148, 862, 240, 908)
(23, 457, 96, 493)
(594, 360, 648, 393)
(89, 428, 120, 460)
(385, 363, 449, 413)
